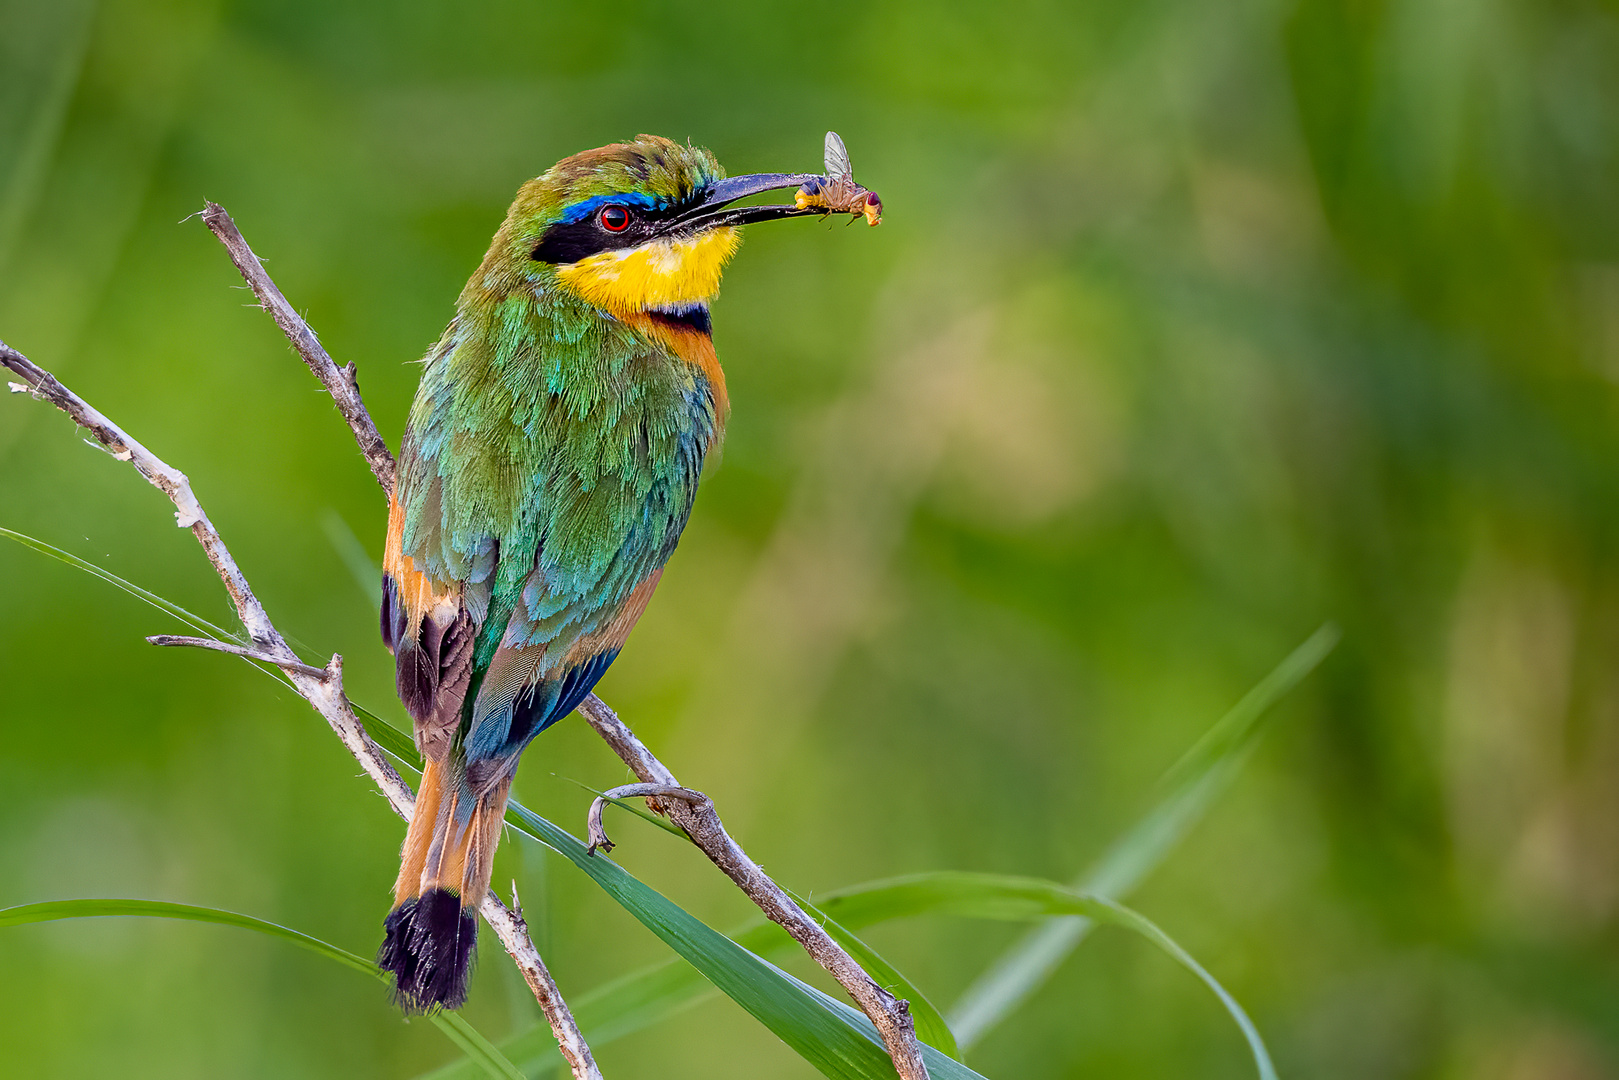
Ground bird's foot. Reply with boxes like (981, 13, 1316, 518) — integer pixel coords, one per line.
(586, 783, 709, 855)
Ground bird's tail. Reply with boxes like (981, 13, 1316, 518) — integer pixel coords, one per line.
(378, 756, 513, 1011)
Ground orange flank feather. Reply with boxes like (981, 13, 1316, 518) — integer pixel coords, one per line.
(559, 567, 663, 669)
(383, 494, 460, 647)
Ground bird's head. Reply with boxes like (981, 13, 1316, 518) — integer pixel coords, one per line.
(475, 134, 831, 322)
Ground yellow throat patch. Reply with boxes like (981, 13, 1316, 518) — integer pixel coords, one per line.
(555, 227, 741, 316)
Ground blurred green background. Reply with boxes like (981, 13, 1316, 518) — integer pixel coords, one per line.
(4, 0, 1619, 1076)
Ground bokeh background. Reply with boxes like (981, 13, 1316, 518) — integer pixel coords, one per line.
(4, 0, 1619, 1076)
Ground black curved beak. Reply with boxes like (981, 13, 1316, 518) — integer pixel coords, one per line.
(668, 172, 828, 232)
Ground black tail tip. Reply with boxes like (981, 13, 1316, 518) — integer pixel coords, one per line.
(378, 888, 478, 1012)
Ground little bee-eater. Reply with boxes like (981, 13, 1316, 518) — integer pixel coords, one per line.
(377, 134, 877, 1010)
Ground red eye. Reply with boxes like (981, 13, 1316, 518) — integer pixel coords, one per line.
(599, 205, 630, 232)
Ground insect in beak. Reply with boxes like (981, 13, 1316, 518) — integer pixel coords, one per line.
(795, 131, 883, 226)
(670, 131, 882, 234)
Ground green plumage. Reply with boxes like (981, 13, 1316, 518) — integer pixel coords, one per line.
(385, 137, 729, 770)
(378, 133, 833, 1013)
(400, 284, 714, 679)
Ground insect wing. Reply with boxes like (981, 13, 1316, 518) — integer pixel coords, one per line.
(823, 130, 853, 180)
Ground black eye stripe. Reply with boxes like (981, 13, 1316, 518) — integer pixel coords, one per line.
(531, 194, 705, 264)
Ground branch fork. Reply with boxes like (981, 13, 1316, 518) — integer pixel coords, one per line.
(577, 696, 930, 1078)
(1, 202, 932, 1080)
(147, 634, 335, 679)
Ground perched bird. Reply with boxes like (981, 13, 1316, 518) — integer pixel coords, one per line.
(377, 134, 873, 1011)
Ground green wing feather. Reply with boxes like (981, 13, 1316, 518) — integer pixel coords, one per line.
(395, 287, 718, 761)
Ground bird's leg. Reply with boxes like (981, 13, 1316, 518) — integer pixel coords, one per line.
(585, 783, 709, 855)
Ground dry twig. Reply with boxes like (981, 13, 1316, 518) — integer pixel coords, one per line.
(195, 204, 931, 1080)
(577, 695, 930, 1078)
(199, 202, 396, 494)
(6, 198, 934, 1080)
(146, 633, 334, 678)
(0, 339, 600, 1080)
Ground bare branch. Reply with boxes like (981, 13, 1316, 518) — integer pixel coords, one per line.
(191, 205, 600, 1076)
(4, 340, 275, 646)
(579, 695, 931, 1080)
(192, 204, 930, 1078)
(146, 634, 332, 678)
(0, 340, 600, 1080)
(199, 202, 396, 495)
(481, 892, 599, 1073)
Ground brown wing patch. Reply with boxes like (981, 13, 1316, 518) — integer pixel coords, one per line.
(414, 608, 475, 760)
(383, 495, 476, 760)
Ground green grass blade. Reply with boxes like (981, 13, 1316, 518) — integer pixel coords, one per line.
(0, 898, 523, 1080)
(359, 700, 421, 762)
(321, 507, 382, 610)
(532, 792, 960, 1059)
(417, 960, 723, 1080)
(0, 897, 377, 974)
(451, 853, 1284, 1079)
(0, 527, 237, 640)
(498, 800, 994, 1080)
(541, 785, 959, 1059)
(1154, 624, 1343, 808)
(0, 527, 326, 698)
(948, 624, 1338, 1048)
(1078, 897, 1277, 1080)
(423, 912, 888, 1079)
(810, 872, 1276, 1080)
(8, 530, 985, 1078)
(365, 702, 979, 1080)
(785, 889, 961, 1060)
(426, 912, 921, 1079)
(431, 1013, 528, 1080)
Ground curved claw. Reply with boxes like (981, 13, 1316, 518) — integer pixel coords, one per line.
(585, 783, 709, 856)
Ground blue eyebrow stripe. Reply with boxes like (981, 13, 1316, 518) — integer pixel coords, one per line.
(556, 191, 669, 225)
